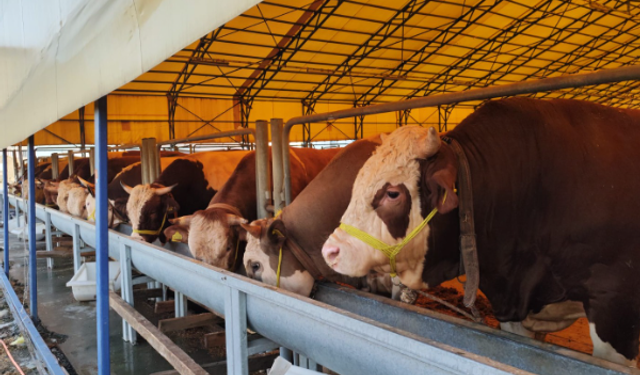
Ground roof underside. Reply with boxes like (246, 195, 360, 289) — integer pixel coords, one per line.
(120, 0, 640, 108)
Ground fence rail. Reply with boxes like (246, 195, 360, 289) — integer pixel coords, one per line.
(4, 195, 638, 374)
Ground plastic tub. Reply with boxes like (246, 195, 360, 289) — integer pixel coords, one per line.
(66, 261, 121, 302)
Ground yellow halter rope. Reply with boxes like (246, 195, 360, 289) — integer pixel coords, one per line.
(133, 210, 168, 236)
(339, 192, 446, 278)
(88, 208, 96, 221)
(271, 228, 286, 288)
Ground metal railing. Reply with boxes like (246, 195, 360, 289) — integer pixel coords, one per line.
(5, 195, 636, 375)
(280, 64, 640, 203)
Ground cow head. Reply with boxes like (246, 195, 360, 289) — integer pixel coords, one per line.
(321, 126, 458, 290)
(123, 182, 179, 243)
(42, 180, 59, 207)
(67, 187, 90, 219)
(85, 195, 126, 228)
(241, 218, 315, 296)
(163, 208, 248, 270)
(56, 178, 82, 213)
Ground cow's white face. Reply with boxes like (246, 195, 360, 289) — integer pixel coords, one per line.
(123, 183, 178, 242)
(85, 195, 123, 228)
(56, 179, 81, 213)
(242, 219, 315, 296)
(164, 209, 247, 270)
(322, 126, 443, 290)
(67, 187, 89, 219)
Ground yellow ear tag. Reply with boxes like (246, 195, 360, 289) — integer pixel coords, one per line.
(171, 232, 183, 242)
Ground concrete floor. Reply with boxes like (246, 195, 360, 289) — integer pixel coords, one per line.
(0, 229, 209, 375)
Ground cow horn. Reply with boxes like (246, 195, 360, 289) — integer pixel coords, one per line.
(78, 176, 95, 189)
(227, 214, 248, 226)
(417, 127, 441, 159)
(154, 183, 177, 196)
(240, 223, 262, 239)
(120, 181, 134, 195)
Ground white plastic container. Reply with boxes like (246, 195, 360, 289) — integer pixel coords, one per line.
(66, 261, 122, 302)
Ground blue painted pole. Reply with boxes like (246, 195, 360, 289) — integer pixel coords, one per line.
(95, 96, 110, 374)
(3, 149, 8, 276)
(27, 136, 37, 321)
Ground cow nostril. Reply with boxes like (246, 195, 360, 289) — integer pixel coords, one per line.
(322, 245, 340, 264)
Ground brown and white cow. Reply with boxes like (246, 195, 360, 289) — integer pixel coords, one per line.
(240, 137, 400, 297)
(321, 98, 640, 366)
(163, 147, 341, 271)
(124, 151, 249, 243)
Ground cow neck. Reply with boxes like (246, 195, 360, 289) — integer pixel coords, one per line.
(207, 203, 243, 218)
(441, 136, 480, 309)
(274, 212, 324, 281)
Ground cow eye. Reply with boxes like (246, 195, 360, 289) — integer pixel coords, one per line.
(386, 191, 400, 199)
(251, 262, 261, 273)
(226, 244, 233, 252)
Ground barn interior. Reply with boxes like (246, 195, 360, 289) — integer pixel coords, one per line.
(1, 1, 640, 374)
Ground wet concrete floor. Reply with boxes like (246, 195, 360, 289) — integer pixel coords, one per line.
(1, 230, 192, 375)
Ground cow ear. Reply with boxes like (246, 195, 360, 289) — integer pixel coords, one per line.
(423, 146, 459, 214)
(169, 214, 193, 227)
(113, 198, 129, 221)
(226, 214, 248, 226)
(266, 219, 287, 249)
(239, 223, 262, 240)
(164, 225, 189, 243)
(165, 196, 180, 214)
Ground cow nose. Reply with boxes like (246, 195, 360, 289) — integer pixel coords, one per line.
(322, 245, 340, 264)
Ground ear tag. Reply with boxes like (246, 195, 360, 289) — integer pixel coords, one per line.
(171, 232, 183, 242)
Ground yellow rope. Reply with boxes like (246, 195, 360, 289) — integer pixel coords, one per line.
(339, 191, 447, 277)
(133, 211, 168, 236)
(276, 247, 283, 288)
(88, 208, 96, 221)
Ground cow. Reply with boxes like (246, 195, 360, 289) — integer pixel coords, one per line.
(238, 137, 403, 298)
(321, 97, 640, 366)
(163, 147, 341, 271)
(123, 151, 249, 243)
(65, 156, 144, 218)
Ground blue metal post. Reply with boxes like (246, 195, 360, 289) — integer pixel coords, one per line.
(3, 149, 8, 275)
(27, 136, 37, 321)
(95, 96, 110, 374)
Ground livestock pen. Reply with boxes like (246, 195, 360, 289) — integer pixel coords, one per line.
(4, 1, 640, 374)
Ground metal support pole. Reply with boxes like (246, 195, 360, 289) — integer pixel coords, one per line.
(67, 150, 74, 176)
(72, 224, 81, 272)
(27, 136, 37, 321)
(3, 149, 9, 276)
(51, 153, 59, 180)
(225, 288, 248, 375)
(141, 138, 159, 184)
(119, 242, 136, 342)
(79, 106, 86, 157)
(174, 292, 186, 318)
(89, 148, 95, 176)
(95, 96, 110, 375)
(254, 120, 270, 219)
(270, 119, 284, 213)
(45, 213, 53, 269)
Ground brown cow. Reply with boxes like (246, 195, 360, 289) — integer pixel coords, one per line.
(164, 147, 341, 271)
(322, 98, 640, 366)
(123, 151, 249, 243)
(240, 136, 400, 298)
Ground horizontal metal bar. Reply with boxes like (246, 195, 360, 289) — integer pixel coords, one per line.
(282, 64, 640, 198)
(0, 264, 66, 375)
(8, 194, 634, 375)
(156, 129, 255, 146)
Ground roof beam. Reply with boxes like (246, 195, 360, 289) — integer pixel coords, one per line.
(234, 0, 333, 100)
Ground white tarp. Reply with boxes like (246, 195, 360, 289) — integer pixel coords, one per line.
(0, 0, 261, 148)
